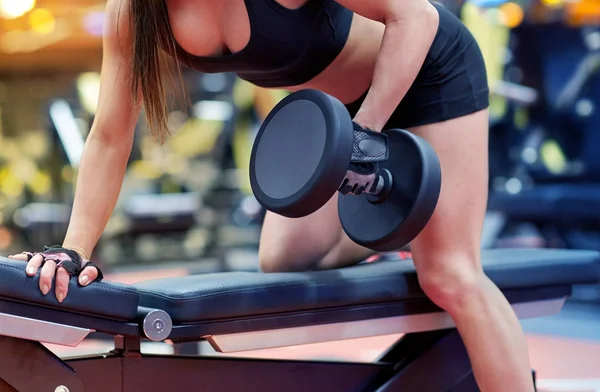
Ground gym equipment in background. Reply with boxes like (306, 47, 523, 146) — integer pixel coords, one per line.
(10, 98, 86, 251)
(486, 24, 600, 302)
(97, 72, 262, 269)
(490, 24, 600, 184)
(487, 24, 600, 233)
(0, 249, 598, 391)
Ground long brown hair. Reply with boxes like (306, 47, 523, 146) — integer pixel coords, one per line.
(127, 0, 187, 143)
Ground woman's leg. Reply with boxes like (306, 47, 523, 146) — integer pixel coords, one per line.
(259, 108, 534, 391)
(407, 109, 534, 392)
(258, 193, 374, 272)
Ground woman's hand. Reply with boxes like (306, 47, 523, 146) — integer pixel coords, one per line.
(8, 247, 103, 303)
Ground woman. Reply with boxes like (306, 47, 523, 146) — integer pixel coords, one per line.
(10, 0, 534, 390)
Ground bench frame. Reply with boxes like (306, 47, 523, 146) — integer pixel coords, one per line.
(0, 286, 567, 392)
(0, 326, 480, 392)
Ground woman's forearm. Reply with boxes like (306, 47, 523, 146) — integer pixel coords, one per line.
(353, 4, 439, 132)
(62, 135, 133, 259)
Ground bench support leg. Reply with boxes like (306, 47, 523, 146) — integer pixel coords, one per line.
(373, 329, 476, 391)
(371, 329, 539, 392)
(0, 336, 84, 392)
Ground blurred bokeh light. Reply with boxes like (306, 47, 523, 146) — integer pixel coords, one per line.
(0, 0, 36, 20)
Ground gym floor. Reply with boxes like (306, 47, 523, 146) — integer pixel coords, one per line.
(44, 267, 600, 392)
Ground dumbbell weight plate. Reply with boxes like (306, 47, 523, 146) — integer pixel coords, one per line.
(250, 90, 354, 218)
(338, 129, 442, 252)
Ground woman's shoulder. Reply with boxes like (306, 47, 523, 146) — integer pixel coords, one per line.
(103, 0, 134, 55)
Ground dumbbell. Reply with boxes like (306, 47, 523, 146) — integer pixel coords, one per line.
(249, 89, 442, 251)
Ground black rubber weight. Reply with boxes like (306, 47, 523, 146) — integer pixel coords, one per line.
(338, 129, 442, 251)
(250, 89, 354, 218)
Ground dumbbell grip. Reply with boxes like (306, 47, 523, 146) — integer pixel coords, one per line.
(339, 168, 393, 201)
(364, 169, 414, 206)
(370, 174, 386, 195)
(366, 169, 393, 201)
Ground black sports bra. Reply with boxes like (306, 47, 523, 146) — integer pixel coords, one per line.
(172, 0, 353, 88)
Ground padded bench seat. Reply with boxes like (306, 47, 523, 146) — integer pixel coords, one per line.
(1, 249, 599, 324)
(134, 248, 600, 323)
(0, 257, 139, 321)
(0, 248, 598, 347)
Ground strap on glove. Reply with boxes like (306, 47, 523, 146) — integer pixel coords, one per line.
(37, 245, 104, 282)
(338, 122, 389, 196)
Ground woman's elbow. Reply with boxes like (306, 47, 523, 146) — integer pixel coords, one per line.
(88, 120, 135, 150)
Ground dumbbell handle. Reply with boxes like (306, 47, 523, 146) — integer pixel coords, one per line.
(370, 173, 387, 195)
(340, 168, 393, 202)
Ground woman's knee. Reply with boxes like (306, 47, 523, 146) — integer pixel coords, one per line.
(259, 202, 341, 273)
(258, 239, 293, 272)
(258, 249, 293, 273)
(258, 237, 328, 273)
(417, 253, 486, 313)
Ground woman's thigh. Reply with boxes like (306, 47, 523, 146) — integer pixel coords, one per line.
(259, 192, 372, 272)
(409, 109, 489, 275)
(397, 5, 491, 272)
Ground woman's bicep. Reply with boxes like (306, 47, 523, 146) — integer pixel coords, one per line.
(91, 0, 141, 144)
(334, 0, 432, 23)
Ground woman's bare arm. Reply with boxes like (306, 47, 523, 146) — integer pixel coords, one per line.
(13, 0, 142, 301)
(334, 0, 439, 132)
(62, 0, 140, 259)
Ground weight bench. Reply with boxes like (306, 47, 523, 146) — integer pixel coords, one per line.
(1, 249, 599, 392)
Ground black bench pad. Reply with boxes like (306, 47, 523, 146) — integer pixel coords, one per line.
(0, 249, 598, 325)
(0, 257, 139, 321)
(134, 249, 600, 323)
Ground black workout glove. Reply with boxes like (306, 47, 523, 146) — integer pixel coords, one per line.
(34, 245, 104, 282)
(338, 122, 389, 196)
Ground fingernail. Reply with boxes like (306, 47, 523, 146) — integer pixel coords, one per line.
(26, 266, 35, 275)
(79, 275, 89, 286)
(41, 285, 49, 295)
(57, 293, 64, 303)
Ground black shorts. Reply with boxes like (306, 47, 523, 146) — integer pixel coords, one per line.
(345, 2, 489, 129)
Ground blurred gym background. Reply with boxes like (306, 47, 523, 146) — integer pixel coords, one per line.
(0, 0, 293, 273)
(1, 0, 600, 389)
